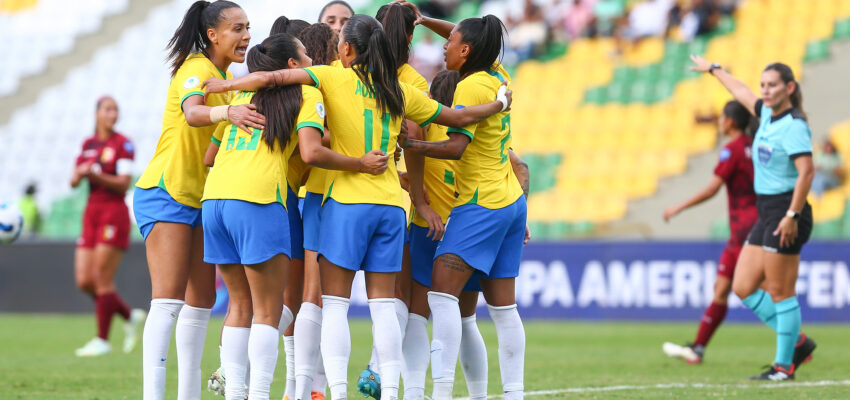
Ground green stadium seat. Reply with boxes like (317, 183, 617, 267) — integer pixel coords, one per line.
(812, 219, 842, 239)
(834, 19, 850, 39)
(804, 40, 830, 62)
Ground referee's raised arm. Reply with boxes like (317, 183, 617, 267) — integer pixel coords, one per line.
(689, 54, 759, 116)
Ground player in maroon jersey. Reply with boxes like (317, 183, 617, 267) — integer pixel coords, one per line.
(71, 95, 145, 357)
(661, 100, 758, 363)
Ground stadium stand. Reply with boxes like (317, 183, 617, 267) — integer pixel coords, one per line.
(0, 0, 130, 96)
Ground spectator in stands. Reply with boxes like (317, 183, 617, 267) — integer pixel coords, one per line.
(674, 0, 722, 42)
(591, 0, 626, 36)
(18, 183, 40, 236)
(411, 31, 445, 81)
(811, 139, 845, 196)
(506, 0, 548, 62)
(555, 0, 597, 40)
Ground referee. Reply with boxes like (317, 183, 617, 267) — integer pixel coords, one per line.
(690, 55, 817, 381)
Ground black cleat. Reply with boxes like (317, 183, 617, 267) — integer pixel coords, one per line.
(749, 364, 795, 381)
(792, 333, 816, 371)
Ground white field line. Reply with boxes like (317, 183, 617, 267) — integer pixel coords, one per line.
(453, 379, 850, 399)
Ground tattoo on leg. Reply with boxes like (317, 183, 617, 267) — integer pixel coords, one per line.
(437, 254, 472, 273)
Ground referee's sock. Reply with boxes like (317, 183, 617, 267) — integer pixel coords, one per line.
(774, 297, 801, 368)
(741, 289, 778, 332)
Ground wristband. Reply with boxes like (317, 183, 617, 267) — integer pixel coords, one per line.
(210, 105, 230, 123)
(496, 84, 508, 112)
(708, 63, 722, 75)
(786, 210, 800, 221)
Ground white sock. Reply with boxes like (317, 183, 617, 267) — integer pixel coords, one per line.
(295, 302, 322, 400)
(401, 314, 429, 400)
(369, 299, 402, 400)
(248, 323, 279, 400)
(488, 304, 525, 398)
(143, 299, 183, 400)
(321, 295, 350, 400)
(222, 326, 250, 400)
(313, 354, 327, 394)
(460, 315, 488, 400)
(427, 292, 461, 400)
(279, 305, 294, 333)
(176, 305, 211, 400)
(283, 335, 295, 400)
(368, 328, 380, 373)
(393, 299, 409, 339)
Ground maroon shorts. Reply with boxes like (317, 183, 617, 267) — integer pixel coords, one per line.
(77, 201, 130, 250)
(717, 243, 742, 279)
(717, 211, 757, 279)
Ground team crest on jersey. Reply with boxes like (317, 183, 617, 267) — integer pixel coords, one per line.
(184, 76, 200, 89)
(315, 102, 326, 118)
(719, 148, 731, 162)
(101, 147, 115, 163)
(758, 144, 772, 166)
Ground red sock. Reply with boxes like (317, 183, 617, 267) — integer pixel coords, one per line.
(694, 302, 728, 347)
(95, 293, 132, 339)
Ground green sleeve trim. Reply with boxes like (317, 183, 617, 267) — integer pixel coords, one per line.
(419, 103, 442, 127)
(297, 121, 325, 136)
(210, 136, 222, 146)
(180, 91, 204, 109)
(447, 127, 473, 141)
(305, 69, 320, 88)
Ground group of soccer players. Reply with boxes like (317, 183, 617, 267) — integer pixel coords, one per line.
(125, 0, 526, 399)
(66, 0, 820, 397)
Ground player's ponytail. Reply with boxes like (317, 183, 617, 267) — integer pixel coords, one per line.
(430, 70, 460, 108)
(764, 62, 806, 121)
(456, 14, 506, 77)
(270, 15, 310, 36)
(345, 14, 405, 119)
(246, 34, 304, 151)
(298, 23, 338, 66)
(166, 0, 241, 77)
(376, 3, 416, 69)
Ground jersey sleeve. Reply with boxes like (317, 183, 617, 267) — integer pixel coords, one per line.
(75, 140, 88, 166)
(713, 146, 736, 181)
(783, 120, 813, 158)
(174, 59, 216, 109)
(304, 65, 341, 89)
(296, 86, 326, 133)
(211, 122, 227, 146)
(117, 138, 135, 161)
(445, 78, 490, 141)
(401, 82, 441, 127)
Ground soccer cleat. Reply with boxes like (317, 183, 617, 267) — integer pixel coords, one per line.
(208, 368, 226, 396)
(75, 337, 111, 357)
(357, 366, 381, 399)
(662, 342, 703, 364)
(792, 333, 816, 371)
(123, 308, 147, 353)
(750, 364, 795, 381)
(311, 391, 326, 400)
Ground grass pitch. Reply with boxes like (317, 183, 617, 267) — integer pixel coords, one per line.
(0, 314, 848, 399)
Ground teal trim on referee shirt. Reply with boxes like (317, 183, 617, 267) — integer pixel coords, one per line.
(419, 103, 442, 127)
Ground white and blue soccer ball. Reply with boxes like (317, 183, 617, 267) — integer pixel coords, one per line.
(0, 203, 24, 244)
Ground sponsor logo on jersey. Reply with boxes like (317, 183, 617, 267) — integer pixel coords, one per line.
(719, 148, 731, 162)
(101, 147, 115, 163)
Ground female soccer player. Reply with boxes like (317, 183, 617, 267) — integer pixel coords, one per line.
(319, 0, 354, 34)
(133, 2, 264, 399)
(396, 3, 527, 398)
(690, 55, 817, 380)
(356, 5, 434, 397)
(661, 100, 758, 364)
(72, 95, 145, 357)
(203, 14, 509, 400)
(202, 32, 387, 400)
(289, 22, 340, 400)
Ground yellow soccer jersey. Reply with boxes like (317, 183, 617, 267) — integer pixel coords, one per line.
(447, 63, 522, 209)
(303, 60, 345, 194)
(411, 123, 456, 227)
(286, 152, 309, 193)
(398, 63, 429, 95)
(304, 65, 442, 208)
(136, 53, 233, 208)
(202, 86, 325, 207)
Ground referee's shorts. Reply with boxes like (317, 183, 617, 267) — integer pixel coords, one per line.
(745, 192, 812, 255)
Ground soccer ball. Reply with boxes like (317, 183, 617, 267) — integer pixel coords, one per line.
(0, 203, 24, 244)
